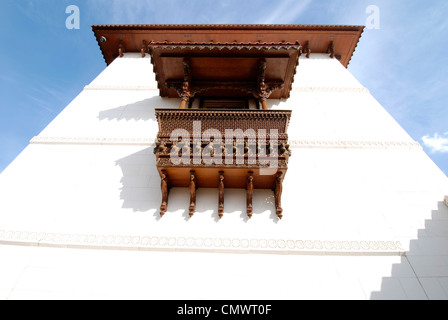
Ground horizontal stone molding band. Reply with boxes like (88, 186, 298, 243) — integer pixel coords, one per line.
(82, 85, 369, 93)
(83, 85, 158, 91)
(30, 136, 422, 150)
(0, 229, 405, 256)
(30, 136, 156, 146)
(291, 87, 370, 93)
(289, 140, 422, 150)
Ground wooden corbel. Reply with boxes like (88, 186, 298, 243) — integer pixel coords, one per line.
(327, 41, 335, 59)
(118, 40, 125, 58)
(160, 170, 170, 216)
(303, 41, 311, 58)
(218, 171, 225, 219)
(246, 172, 254, 218)
(189, 170, 197, 217)
(180, 58, 193, 109)
(257, 59, 268, 110)
(141, 40, 147, 58)
(273, 171, 284, 219)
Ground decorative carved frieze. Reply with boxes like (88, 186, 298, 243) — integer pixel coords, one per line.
(291, 86, 369, 93)
(29, 136, 422, 151)
(0, 228, 405, 255)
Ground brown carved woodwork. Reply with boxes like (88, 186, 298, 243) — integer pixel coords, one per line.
(155, 109, 291, 218)
(160, 170, 170, 216)
(155, 109, 291, 142)
(218, 171, 225, 218)
(118, 40, 125, 58)
(273, 171, 284, 219)
(257, 59, 269, 110)
(246, 172, 254, 219)
(327, 41, 335, 59)
(94, 24, 364, 69)
(141, 40, 147, 57)
(189, 170, 197, 217)
(303, 41, 311, 58)
(90, 24, 365, 218)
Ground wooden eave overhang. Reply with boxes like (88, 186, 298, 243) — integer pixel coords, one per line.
(92, 24, 364, 100)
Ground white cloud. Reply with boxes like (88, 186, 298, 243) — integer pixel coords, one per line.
(422, 132, 448, 153)
(256, 0, 312, 24)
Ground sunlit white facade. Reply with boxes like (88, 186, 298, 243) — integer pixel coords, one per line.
(1, 50, 447, 300)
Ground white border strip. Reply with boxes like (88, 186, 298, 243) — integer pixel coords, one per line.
(30, 136, 156, 146)
(82, 85, 369, 93)
(0, 230, 404, 256)
(289, 140, 422, 150)
(83, 85, 158, 91)
(30, 136, 422, 150)
(291, 87, 369, 93)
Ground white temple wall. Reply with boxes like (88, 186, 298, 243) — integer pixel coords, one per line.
(1, 52, 448, 299)
(36, 53, 414, 144)
(2, 52, 447, 241)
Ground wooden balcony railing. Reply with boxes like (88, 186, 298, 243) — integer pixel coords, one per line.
(154, 108, 292, 219)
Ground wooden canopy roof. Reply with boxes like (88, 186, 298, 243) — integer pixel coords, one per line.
(92, 24, 364, 99)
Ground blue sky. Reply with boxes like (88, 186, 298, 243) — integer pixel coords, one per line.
(1, 0, 448, 177)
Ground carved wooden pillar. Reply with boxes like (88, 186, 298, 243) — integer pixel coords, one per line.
(274, 171, 284, 219)
(258, 59, 269, 110)
(218, 171, 225, 219)
(256, 58, 283, 110)
(160, 170, 170, 216)
(189, 170, 197, 217)
(178, 79, 192, 109)
(246, 172, 254, 218)
(180, 58, 192, 109)
(260, 99, 269, 110)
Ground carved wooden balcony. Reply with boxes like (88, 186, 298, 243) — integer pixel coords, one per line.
(154, 108, 292, 219)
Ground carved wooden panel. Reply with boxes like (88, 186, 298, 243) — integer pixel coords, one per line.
(154, 108, 291, 219)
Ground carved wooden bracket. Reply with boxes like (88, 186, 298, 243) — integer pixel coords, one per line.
(246, 172, 254, 218)
(303, 41, 311, 58)
(189, 170, 197, 217)
(160, 170, 170, 216)
(256, 58, 284, 110)
(118, 40, 126, 58)
(218, 171, 225, 218)
(273, 171, 284, 219)
(141, 40, 147, 58)
(327, 41, 335, 59)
